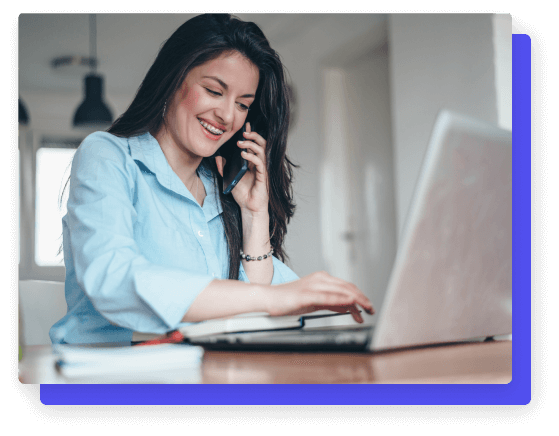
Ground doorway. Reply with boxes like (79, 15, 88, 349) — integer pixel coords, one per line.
(320, 42, 397, 323)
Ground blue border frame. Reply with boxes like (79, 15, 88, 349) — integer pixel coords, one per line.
(40, 34, 531, 406)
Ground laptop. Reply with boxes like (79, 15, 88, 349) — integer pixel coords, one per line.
(191, 110, 513, 352)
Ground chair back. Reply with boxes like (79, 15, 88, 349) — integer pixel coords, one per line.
(19, 280, 67, 345)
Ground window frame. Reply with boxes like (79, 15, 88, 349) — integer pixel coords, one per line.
(19, 128, 83, 282)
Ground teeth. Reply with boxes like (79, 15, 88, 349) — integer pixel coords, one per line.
(198, 119, 224, 135)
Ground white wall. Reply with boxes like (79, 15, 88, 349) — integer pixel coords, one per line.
(388, 14, 502, 238)
(276, 13, 508, 278)
(272, 14, 388, 277)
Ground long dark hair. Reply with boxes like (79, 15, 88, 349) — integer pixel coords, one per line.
(107, 14, 297, 280)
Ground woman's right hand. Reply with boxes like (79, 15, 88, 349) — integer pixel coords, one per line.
(263, 271, 375, 324)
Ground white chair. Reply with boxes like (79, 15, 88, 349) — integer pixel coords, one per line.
(19, 280, 67, 346)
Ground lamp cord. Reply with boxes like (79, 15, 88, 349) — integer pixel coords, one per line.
(89, 14, 97, 73)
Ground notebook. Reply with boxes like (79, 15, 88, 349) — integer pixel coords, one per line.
(189, 110, 513, 352)
(132, 312, 354, 343)
(54, 343, 204, 381)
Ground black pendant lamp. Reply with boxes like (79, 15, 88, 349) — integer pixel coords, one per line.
(19, 98, 30, 126)
(73, 14, 113, 129)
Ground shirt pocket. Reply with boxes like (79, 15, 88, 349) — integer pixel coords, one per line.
(133, 220, 208, 274)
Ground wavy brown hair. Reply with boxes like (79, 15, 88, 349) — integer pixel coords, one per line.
(105, 14, 297, 279)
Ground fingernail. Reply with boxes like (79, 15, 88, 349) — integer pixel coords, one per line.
(238, 140, 244, 144)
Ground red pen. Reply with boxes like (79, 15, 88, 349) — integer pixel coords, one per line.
(135, 330, 185, 346)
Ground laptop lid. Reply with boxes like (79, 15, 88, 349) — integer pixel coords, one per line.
(370, 110, 512, 351)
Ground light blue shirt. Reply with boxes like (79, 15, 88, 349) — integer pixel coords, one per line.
(50, 131, 299, 344)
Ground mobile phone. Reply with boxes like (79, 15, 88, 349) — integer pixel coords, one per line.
(221, 124, 249, 195)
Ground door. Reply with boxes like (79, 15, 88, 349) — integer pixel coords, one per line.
(320, 49, 397, 324)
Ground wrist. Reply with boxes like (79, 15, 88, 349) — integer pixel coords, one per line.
(240, 208, 269, 221)
(244, 282, 272, 313)
(241, 210, 270, 247)
(255, 284, 274, 314)
(240, 210, 274, 285)
(183, 280, 274, 322)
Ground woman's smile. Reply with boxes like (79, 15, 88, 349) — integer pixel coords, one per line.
(198, 117, 225, 140)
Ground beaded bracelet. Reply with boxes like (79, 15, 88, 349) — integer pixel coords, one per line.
(240, 247, 274, 262)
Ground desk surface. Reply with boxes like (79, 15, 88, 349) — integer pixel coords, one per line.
(19, 340, 511, 384)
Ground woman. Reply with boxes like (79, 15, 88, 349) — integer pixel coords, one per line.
(50, 14, 374, 344)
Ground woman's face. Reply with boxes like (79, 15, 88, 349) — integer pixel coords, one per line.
(163, 51, 260, 160)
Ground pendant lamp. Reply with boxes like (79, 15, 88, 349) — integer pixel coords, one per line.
(19, 98, 29, 126)
(73, 14, 113, 129)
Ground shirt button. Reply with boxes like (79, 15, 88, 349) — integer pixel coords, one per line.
(197, 230, 203, 237)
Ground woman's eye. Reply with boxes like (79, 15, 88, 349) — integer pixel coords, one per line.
(206, 88, 250, 111)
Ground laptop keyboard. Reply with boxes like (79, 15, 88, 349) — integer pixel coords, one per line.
(191, 326, 373, 351)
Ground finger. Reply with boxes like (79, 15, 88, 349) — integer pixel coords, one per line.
(243, 130, 267, 148)
(241, 150, 267, 181)
(309, 304, 364, 323)
(308, 306, 364, 321)
(307, 305, 363, 321)
(320, 276, 374, 314)
(314, 307, 354, 314)
(238, 140, 265, 162)
(245, 122, 251, 134)
(302, 272, 373, 314)
(349, 305, 364, 323)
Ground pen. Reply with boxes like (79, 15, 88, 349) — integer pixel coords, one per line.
(301, 311, 359, 320)
(134, 330, 185, 346)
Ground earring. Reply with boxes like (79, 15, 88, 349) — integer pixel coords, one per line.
(162, 101, 167, 119)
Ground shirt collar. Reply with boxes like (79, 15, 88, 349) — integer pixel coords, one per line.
(128, 132, 223, 219)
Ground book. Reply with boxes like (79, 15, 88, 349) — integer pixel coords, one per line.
(54, 343, 204, 380)
(132, 311, 354, 343)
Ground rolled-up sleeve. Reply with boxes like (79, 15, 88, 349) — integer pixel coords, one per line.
(67, 135, 212, 334)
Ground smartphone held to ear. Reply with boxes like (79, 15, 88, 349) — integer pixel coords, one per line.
(221, 124, 249, 195)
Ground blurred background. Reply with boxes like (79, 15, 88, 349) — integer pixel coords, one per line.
(18, 13, 511, 323)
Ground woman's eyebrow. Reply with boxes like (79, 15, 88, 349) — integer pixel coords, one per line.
(202, 75, 255, 98)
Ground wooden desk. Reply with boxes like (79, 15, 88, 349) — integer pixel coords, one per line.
(19, 340, 511, 384)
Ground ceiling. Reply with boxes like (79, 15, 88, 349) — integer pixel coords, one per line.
(18, 13, 328, 97)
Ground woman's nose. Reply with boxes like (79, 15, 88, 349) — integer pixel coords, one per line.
(215, 102, 235, 130)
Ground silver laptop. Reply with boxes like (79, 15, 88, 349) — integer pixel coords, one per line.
(191, 110, 513, 352)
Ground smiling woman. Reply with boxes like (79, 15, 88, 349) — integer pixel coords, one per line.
(108, 14, 297, 279)
(50, 14, 374, 345)
(105, 15, 293, 279)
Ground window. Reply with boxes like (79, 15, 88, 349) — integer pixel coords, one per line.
(19, 132, 83, 281)
(35, 146, 76, 266)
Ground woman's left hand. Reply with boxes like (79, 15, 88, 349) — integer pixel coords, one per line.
(216, 122, 269, 215)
